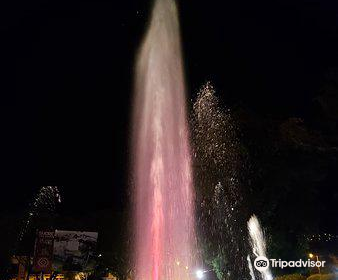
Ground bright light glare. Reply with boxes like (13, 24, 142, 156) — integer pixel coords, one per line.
(196, 270, 204, 279)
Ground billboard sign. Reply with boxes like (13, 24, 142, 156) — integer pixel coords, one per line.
(32, 231, 54, 273)
(52, 230, 98, 271)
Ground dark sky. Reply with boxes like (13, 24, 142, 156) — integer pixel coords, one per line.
(1, 0, 338, 215)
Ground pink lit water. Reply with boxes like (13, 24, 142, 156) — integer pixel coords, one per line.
(132, 0, 197, 279)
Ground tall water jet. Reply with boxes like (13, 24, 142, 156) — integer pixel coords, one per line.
(247, 254, 256, 280)
(248, 215, 273, 280)
(192, 83, 250, 279)
(132, 0, 197, 279)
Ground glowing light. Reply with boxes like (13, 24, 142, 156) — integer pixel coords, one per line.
(196, 270, 204, 279)
(309, 253, 314, 258)
(74, 273, 85, 280)
(185, 266, 189, 270)
(176, 261, 180, 266)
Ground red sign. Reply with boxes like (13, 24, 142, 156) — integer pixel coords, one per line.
(32, 231, 54, 273)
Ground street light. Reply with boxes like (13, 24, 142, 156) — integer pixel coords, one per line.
(309, 253, 321, 274)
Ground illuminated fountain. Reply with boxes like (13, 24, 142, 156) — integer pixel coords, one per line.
(248, 215, 273, 280)
(247, 254, 256, 280)
(192, 83, 250, 279)
(131, 0, 198, 279)
(12, 186, 61, 260)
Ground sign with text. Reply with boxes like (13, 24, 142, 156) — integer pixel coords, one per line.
(53, 230, 98, 271)
(32, 231, 54, 273)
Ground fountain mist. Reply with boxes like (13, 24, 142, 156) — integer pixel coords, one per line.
(17, 186, 61, 246)
(248, 215, 273, 280)
(132, 0, 197, 279)
(192, 83, 250, 279)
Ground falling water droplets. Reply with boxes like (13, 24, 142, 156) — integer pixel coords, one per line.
(132, 0, 198, 278)
(14, 186, 61, 254)
(192, 82, 251, 279)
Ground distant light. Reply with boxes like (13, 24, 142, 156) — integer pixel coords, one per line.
(176, 261, 180, 266)
(309, 253, 314, 258)
(185, 266, 189, 270)
(98, 254, 102, 257)
(196, 270, 204, 279)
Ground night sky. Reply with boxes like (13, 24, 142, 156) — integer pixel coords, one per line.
(1, 0, 338, 218)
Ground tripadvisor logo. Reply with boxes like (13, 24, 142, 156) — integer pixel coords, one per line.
(254, 256, 270, 272)
(254, 256, 326, 271)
